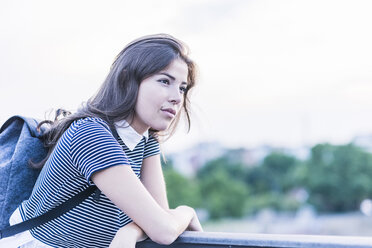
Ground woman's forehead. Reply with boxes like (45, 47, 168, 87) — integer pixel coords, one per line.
(159, 59, 188, 82)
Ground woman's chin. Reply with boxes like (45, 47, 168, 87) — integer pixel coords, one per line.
(150, 123, 171, 132)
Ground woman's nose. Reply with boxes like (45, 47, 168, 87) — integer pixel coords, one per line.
(169, 86, 182, 104)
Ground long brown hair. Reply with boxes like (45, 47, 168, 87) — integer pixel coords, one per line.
(33, 34, 197, 168)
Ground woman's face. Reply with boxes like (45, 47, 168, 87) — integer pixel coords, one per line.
(130, 58, 189, 134)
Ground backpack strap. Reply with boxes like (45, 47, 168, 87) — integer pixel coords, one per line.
(0, 185, 98, 239)
(0, 117, 119, 239)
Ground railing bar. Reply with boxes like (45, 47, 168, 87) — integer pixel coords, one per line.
(178, 232, 372, 248)
(136, 231, 372, 248)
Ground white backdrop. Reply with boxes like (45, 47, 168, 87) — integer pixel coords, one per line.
(1, 0, 372, 153)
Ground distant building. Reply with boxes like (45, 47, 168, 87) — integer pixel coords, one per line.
(168, 142, 226, 177)
(168, 142, 311, 177)
(225, 146, 272, 167)
(281, 146, 311, 160)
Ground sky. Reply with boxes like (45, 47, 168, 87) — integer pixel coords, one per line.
(1, 0, 372, 153)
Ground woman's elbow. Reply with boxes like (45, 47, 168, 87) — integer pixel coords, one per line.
(151, 235, 177, 246)
(147, 222, 180, 245)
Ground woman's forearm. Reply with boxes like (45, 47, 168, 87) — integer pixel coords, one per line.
(92, 165, 194, 245)
(165, 206, 195, 238)
(110, 222, 148, 248)
(128, 222, 148, 242)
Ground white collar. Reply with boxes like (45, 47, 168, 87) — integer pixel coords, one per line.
(114, 119, 149, 151)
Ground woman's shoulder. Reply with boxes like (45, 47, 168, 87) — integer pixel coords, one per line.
(72, 116, 110, 129)
(147, 133, 159, 144)
(67, 116, 113, 138)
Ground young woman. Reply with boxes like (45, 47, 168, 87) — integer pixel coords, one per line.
(2, 34, 203, 247)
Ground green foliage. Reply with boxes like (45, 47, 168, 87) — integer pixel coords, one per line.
(163, 142, 372, 219)
(303, 143, 372, 212)
(198, 168, 249, 219)
(163, 166, 202, 209)
(246, 152, 299, 194)
(196, 157, 250, 219)
(262, 153, 298, 191)
(197, 157, 246, 182)
(245, 192, 301, 214)
(243, 152, 303, 213)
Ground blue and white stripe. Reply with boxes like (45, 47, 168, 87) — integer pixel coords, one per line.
(19, 117, 160, 247)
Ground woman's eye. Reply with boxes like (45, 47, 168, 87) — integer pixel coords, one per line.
(180, 86, 188, 94)
(159, 79, 170, 85)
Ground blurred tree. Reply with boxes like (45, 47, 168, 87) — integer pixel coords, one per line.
(197, 157, 246, 182)
(304, 143, 372, 212)
(162, 158, 202, 209)
(197, 157, 250, 219)
(246, 152, 299, 194)
(163, 142, 372, 219)
(199, 168, 249, 219)
(243, 152, 303, 213)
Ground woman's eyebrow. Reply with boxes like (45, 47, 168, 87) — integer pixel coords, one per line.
(159, 72, 175, 80)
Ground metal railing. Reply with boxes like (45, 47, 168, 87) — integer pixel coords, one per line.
(136, 231, 372, 248)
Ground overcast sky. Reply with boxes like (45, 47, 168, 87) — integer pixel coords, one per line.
(1, 0, 372, 153)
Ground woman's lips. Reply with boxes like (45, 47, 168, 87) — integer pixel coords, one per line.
(161, 108, 176, 117)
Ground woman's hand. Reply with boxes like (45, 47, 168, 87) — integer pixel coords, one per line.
(109, 222, 147, 248)
(187, 208, 203, 232)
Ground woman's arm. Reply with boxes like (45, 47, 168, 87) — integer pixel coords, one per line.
(110, 155, 166, 247)
(141, 154, 203, 232)
(92, 164, 194, 245)
(187, 211, 204, 231)
(109, 222, 147, 248)
(110, 154, 201, 247)
(140, 154, 169, 209)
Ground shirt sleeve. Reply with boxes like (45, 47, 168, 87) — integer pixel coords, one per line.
(143, 135, 161, 159)
(70, 118, 130, 183)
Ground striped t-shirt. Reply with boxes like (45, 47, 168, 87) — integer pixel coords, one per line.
(19, 117, 160, 247)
